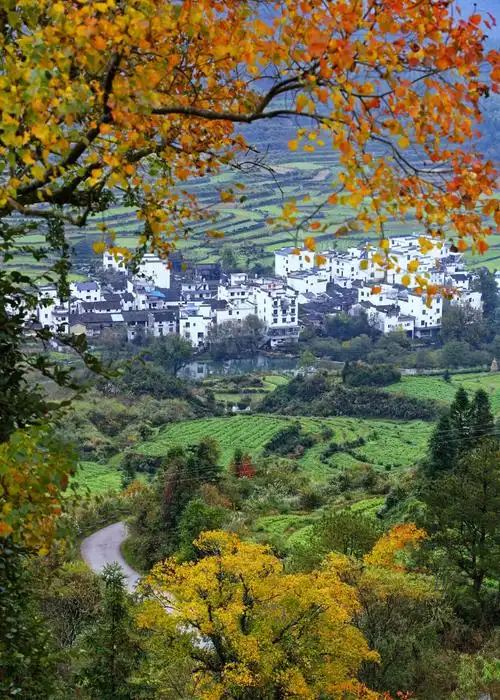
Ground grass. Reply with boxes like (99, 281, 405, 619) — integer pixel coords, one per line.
(136, 414, 433, 482)
(72, 461, 122, 494)
(385, 373, 500, 415)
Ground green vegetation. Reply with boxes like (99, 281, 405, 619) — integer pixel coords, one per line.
(386, 372, 500, 414)
(136, 414, 432, 481)
(72, 462, 123, 494)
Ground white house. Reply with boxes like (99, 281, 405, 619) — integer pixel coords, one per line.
(286, 270, 328, 298)
(367, 308, 415, 336)
(398, 291, 443, 336)
(451, 290, 483, 312)
(148, 310, 178, 337)
(215, 299, 256, 325)
(70, 281, 101, 302)
(179, 306, 212, 347)
(274, 247, 315, 277)
(357, 284, 398, 307)
(102, 251, 170, 289)
(251, 281, 299, 346)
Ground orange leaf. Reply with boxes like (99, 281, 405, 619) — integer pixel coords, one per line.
(310, 221, 321, 230)
(304, 237, 316, 251)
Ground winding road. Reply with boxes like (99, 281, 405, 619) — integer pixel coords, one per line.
(81, 521, 140, 592)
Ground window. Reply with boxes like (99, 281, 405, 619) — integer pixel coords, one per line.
(185, 322, 190, 328)
(198, 332, 204, 339)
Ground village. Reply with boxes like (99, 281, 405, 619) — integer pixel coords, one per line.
(36, 235, 494, 349)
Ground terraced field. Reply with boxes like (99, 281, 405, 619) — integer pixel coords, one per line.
(10, 116, 497, 275)
(136, 414, 433, 482)
(386, 372, 500, 415)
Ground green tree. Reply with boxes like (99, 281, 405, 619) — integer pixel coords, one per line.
(290, 510, 381, 571)
(79, 563, 141, 700)
(177, 498, 227, 561)
(441, 303, 489, 348)
(0, 542, 56, 699)
(422, 438, 500, 602)
(470, 388, 495, 444)
(472, 268, 499, 320)
(36, 561, 102, 649)
(149, 334, 194, 376)
(427, 387, 475, 475)
(298, 348, 316, 369)
(220, 244, 239, 272)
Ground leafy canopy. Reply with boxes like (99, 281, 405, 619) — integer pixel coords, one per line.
(0, 0, 498, 292)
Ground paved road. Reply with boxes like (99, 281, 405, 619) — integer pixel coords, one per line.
(81, 521, 140, 592)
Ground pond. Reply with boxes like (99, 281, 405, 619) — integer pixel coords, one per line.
(179, 353, 299, 380)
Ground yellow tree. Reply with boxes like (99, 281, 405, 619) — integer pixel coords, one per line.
(137, 530, 380, 699)
(0, 0, 498, 278)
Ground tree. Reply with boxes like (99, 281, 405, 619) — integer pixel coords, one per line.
(298, 348, 316, 368)
(441, 303, 489, 348)
(79, 563, 141, 700)
(290, 509, 381, 571)
(0, 1, 497, 441)
(0, 542, 57, 699)
(177, 499, 228, 561)
(470, 388, 495, 444)
(36, 561, 102, 649)
(137, 530, 379, 699)
(422, 438, 500, 602)
(1, 1, 495, 257)
(472, 269, 499, 320)
(220, 244, 239, 272)
(426, 387, 475, 475)
(149, 334, 194, 376)
(0, 427, 76, 551)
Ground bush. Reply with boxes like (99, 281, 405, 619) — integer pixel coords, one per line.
(261, 376, 440, 421)
(263, 421, 315, 457)
(342, 362, 401, 387)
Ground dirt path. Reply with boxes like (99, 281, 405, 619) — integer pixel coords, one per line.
(81, 521, 140, 593)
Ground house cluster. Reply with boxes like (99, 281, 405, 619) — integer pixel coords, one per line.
(275, 235, 482, 338)
(35, 235, 483, 347)
(36, 252, 300, 348)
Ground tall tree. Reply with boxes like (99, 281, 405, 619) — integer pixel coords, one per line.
(136, 530, 379, 698)
(472, 268, 499, 320)
(422, 438, 500, 602)
(79, 564, 141, 700)
(426, 387, 475, 475)
(470, 388, 495, 444)
(0, 542, 56, 699)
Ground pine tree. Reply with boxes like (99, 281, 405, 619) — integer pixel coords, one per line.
(78, 564, 140, 700)
(428, 413, 457, 474)
(449, 387, 472, 440)
(470, 389, 495, 444)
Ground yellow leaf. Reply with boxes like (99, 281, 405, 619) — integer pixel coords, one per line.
(359, 259, 369, 270)
(401, 274, 411, 286)
(288, 139, 299, 152)
(380, 238, 390, 250)
(398, 136, 410, 149)
(407, 259, 419, 273)
(92, 241, 106, 254)
(304, 237, 316, 251)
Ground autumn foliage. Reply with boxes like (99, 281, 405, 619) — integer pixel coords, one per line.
(0, 428, 76, 552)
(0, 0, 497, 291)
(136, 525, 429, 699)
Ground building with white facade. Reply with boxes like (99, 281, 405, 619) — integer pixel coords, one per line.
(274, 247, 315, 277)
(103, 252, 170, 289)
(251, 281, 299, 347)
